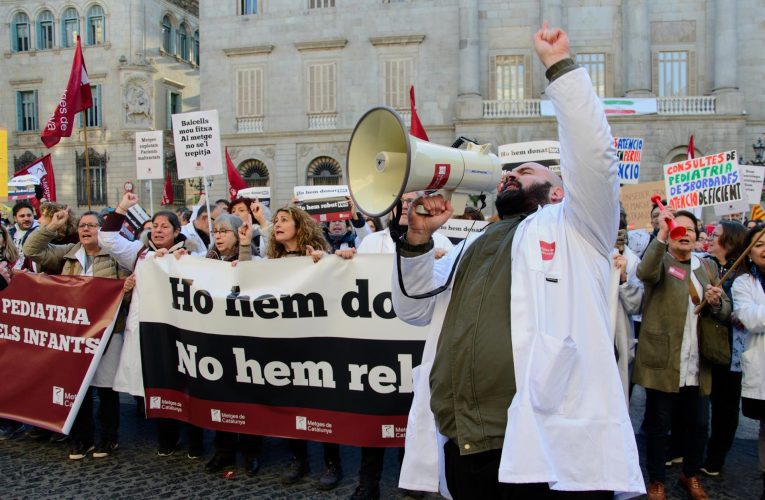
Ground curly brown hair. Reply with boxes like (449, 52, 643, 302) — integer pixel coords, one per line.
(266, 206, 330, 259)
(0, 224, 19, 265)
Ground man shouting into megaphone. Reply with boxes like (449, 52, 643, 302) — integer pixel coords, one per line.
(391, 23, 645, 499)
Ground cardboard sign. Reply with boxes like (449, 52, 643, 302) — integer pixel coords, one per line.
(614, 137, 643, 185)
(171, 110, 223, 180)
(620, 180, 666, 230)
(664, 150, 742, 210)
(135, 130, 165, 180)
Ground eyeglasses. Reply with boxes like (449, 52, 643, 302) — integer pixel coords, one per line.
(212, 229, 233, 235)
(78, 223, 100, 229)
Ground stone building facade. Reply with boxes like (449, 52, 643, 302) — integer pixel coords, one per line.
(1, 0, 200, 210)
(201, 0, 763, 216)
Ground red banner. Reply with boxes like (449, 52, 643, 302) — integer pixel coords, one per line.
(15, 154, 56, 202)
(226, 148, 247, 200)
(0, 273, 124, 433)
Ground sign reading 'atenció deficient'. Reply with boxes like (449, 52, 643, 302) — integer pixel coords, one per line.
(663, 150, 742, 210)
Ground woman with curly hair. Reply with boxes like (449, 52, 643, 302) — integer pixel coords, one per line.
(267, 205, 330, 260)
(266, 205, 348, 490)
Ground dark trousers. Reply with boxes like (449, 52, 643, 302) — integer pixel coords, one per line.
(443, 440, 612, 499)
(289, 439, 340, 465)
(705, 367, 742, 470)
(357, 446, 405, 484)
(645, 386, 709, 482)
(214, 431, 262, 459)
(157, 419, 203, 449)
(71, 386, 119, 446)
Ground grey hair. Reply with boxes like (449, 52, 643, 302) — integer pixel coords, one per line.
(213, 214, 243, 242)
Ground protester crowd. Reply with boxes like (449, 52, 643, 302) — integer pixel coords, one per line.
(1, 23, 765, 500)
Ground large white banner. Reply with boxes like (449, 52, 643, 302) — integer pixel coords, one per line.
(138, 254, 426, 446)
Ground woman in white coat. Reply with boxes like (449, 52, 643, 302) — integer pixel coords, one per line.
(731, 223, 765, 499)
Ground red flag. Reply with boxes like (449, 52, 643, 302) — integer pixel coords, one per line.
(226, 148, 247, 200)
(41, 35, 92, 148)
(687, 135, 695, 160)
(409, 85, 429, 141)
(15, 154, 56, 202)
(161, 174, 174, 206)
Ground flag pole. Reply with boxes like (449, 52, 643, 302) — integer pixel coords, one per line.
(202, 176, 212, 248)
(83, 117, 90, 209)
(149, 180, 154, 215)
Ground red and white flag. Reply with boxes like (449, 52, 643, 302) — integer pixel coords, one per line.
(41, 35, 92, 148)
(687, 134, 695, 160)
(409, 85, 429, 141)
(161, 173, 174, 206)
(15, 154, 56, 202)
(225, 148, 247, 200)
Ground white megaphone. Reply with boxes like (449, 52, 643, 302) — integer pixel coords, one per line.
(347, 106, 502, 217)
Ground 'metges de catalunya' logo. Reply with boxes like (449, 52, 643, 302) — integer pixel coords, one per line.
(52, 386, 76, 407)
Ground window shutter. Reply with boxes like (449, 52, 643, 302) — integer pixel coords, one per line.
(489, 55, 497, 100)
(255, 67, 263, 116)
(688, 50, 697, 96)
(96, 85, 102, 126)
(33, 90, 39, 130)
(328, 63, 336, 112)
(523, 55, 532, 99)
(16, 92, 23, 131)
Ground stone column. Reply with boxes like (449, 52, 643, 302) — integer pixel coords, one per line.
(712, 0, 742, 113)
(455, 0, 482, 119)
(623, 0, 652, 96)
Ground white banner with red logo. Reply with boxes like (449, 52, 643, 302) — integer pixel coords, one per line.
(138, 254, 426, 447)
(0, 273, 124, 433)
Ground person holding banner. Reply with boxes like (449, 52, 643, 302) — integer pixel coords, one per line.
(635, 210, 730, 500)
(99, 193, 205, 458)
(390, 24, 644, 498)
(0, 226, 21, 439)
(730, 223, 765, 500)
(264, 205, 344, 489)
(23, 209, 134, 460)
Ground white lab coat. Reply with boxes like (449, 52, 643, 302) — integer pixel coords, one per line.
(608, 246, 643, 404)
(392, 68, 645, 499)
(357, 227, 453, 255)
(732, 273, 765, 401)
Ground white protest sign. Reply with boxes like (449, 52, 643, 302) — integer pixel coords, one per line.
(135, 131, 164, 180)
(294, 185, 350, 201)
(171, 110, 223, 180)
(498, 141, 560, 176)
(439, 219, 489, 241)
(614, 137, 643, 185)
(663, 150, 742, 210)
(740, 165, 765, 204)
(237, 186, 271, 207)
(714, 200, 749, 217)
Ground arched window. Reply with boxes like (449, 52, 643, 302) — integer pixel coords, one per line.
(177, 24, 188, 60)
(307, 156, 342, 186)
(36, 10, 55, 50)
(11, 12, 30, 52)
(86, 4, 105, 45)
(61, 8, 79, 48)
(161, 15, 173, 53)
(238, 159, 270, 187)
(193, 30, 199, 65)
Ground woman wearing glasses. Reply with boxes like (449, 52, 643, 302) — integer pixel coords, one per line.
(23, 209, 134, 461)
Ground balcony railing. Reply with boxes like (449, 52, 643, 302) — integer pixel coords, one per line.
(483, 96, 717, 118)
(308, 113, 337, 130)
(483, 99, 542, 118)
(656, 96, 716, 115)
(236, 117, 264, 133)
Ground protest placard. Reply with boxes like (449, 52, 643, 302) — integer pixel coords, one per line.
(498, 140, 561, 176)
(614, 137, 643, 185)
(620, 180, 665, 230)
(237, 186, 271, 207)
(171, 110, 223, 180)
(294, 185, 352, 222)
(740, 165, 765, 204)
(439, 219, 490, 244)
(663, 150, 742, 210)
(135, 131, 164, 180)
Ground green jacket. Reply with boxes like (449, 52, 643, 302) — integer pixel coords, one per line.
(633, 238, 731, 395)
(23, 225, 131, 333)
